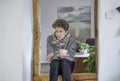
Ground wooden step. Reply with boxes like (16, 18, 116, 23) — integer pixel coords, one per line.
(32, 73, 97, 81)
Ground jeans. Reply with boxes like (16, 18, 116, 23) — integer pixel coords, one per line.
(49, 59, 75, 81)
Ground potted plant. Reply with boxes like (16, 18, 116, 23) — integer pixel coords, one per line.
(80, 42, 90, 54)
(82, 47, 96, 72)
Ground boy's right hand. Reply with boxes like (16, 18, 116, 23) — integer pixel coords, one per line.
(46, 53, 54, 61)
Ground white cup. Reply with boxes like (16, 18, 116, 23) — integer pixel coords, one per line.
(60, 49, 68, 55)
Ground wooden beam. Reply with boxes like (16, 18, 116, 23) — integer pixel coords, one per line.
(33, 0, 41, 76)
(94, 0, 98, 75)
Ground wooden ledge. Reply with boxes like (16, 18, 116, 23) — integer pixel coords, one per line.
(33, 73, 97, 81)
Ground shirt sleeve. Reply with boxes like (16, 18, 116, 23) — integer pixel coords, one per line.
(47, 36, 54, 55)
(47, 36, 59, 60)
(67, 37, 76, 59)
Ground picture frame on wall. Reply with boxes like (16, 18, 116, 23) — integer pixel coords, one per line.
(58, 6, 91, 42)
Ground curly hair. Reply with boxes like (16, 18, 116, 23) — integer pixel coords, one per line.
(52, 19, 69, 31)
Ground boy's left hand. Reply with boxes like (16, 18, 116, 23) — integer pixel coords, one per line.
(57, 54, 69, 59)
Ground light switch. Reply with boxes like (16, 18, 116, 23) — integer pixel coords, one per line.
(105, 11, 114, 19)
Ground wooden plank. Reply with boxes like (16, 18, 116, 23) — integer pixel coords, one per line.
(32, 73, 97, 81)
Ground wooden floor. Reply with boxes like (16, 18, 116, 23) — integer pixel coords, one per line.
(32, 73, 97, 81)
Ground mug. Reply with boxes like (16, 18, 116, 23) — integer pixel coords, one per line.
(59, 49, 68, 55)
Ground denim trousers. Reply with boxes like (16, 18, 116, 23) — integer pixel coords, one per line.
(49, 59, 75, 81)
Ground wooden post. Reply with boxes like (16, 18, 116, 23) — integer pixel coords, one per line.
(33, 0, 41, 76)
(94, 0, 98, 75)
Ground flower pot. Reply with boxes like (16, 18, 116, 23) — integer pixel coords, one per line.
(81, 49, 88, 54)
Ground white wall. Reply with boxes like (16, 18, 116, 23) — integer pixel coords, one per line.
(23, 0, 33, 81)
(0, 0, 33, 81)
(98, 0, 120, 81)
(40, 0, 94, 63)
(0, 0, 23, 81)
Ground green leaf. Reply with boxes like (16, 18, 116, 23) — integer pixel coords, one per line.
(82, 59, 88, 63)
(82, 47, 96, 73)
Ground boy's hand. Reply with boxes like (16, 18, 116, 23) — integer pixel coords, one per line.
(57, 54, 69, 59)
(46, 53, 54, 61)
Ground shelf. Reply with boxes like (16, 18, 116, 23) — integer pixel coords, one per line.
(75, 53, 90, 57)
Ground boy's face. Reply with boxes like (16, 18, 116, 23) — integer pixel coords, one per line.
(55, 26, 68, 40)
